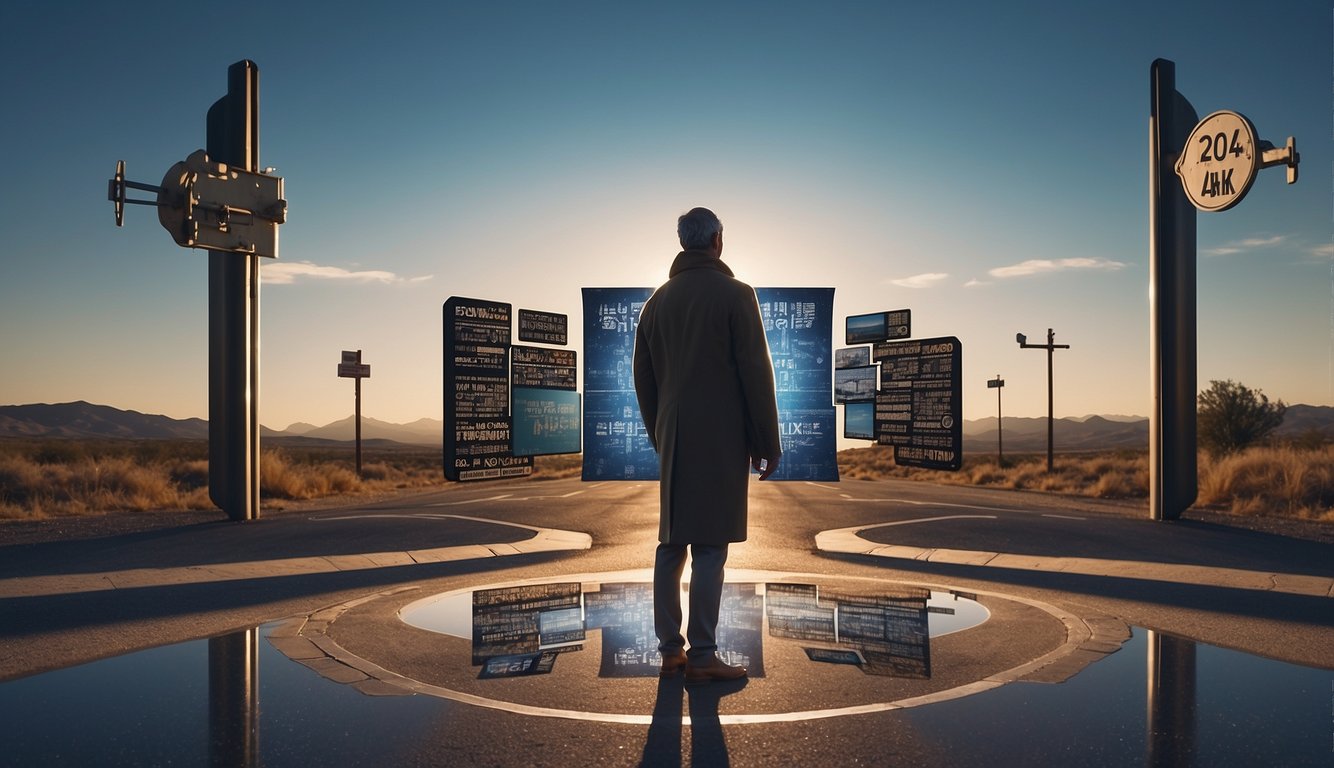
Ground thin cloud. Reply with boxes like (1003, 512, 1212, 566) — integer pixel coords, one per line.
(989, 257, 1125, 279)
(889, 272, 949, 289)
(1202, 235, 1286, 257)
(261, 260, 433, 286)
(1309, 242, 1334, 258)
(964, 278, 987, 288)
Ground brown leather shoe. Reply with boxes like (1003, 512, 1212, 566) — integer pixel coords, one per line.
(659, 650, 688, 678)
(684, 656, 747, 685)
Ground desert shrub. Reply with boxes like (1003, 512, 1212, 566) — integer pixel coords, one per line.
(31, 441, 89, 465)
(169, 459, 210, 490)
(1197, 379, 1286, 456)
(359, 462, 393, 481)
(0, 454, 44, 504)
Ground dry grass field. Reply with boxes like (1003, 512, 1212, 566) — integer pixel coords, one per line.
(838, 444, 1334, 522)
(0, 439, 578, 520)
(1, 438, 1329, 523)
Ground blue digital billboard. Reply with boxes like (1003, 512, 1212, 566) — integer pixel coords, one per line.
(580, 286, 838, 481)
(582, 288, 658, 480)
(755, 287, 838, 481)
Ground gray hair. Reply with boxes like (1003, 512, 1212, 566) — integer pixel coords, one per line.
(677, 207, 723, 250)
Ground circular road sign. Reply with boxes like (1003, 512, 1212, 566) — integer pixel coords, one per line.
(1175, 110, 1259, 212)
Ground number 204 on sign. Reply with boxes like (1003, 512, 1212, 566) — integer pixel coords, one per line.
(1175, 110, 1258, 212)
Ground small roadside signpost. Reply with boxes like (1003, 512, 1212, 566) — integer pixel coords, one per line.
(987, 375, 1005, 464)
(337, 350, 371, 475)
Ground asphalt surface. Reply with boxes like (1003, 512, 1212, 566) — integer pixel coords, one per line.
(1, 476, 1331, 766)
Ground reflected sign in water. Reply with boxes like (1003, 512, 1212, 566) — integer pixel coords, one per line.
(3, 619, 1332, 764)
(405, 580, 988, 681)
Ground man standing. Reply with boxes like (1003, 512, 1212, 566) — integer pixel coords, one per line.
(633, 207, 782, 684)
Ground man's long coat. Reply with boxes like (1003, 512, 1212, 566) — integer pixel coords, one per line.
(632, 250, 781, 544)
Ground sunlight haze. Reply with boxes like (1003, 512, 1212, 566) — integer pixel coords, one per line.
(1, 1, 1328, 438)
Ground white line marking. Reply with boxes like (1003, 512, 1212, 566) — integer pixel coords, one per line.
(424, 494, 513, 507)
(804, 482, 841, 491)
(869, 514, 998, 527)
(1042, 514, 1086, 521)
(838, 496, 1020, 514)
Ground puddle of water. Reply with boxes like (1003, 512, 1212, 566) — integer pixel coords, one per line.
(902, 628, 1333, 766)
(401, 580, 989, 680)
(0, 625, 443, 767)
(0, 622, 1328, 766)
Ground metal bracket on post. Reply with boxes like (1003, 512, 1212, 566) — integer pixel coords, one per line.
(108, 150, 285, 258)
(1258, 136, 1299, 183)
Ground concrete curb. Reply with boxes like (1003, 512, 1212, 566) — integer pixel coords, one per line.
(0, 521, 592, 598)
(815, 524, 1334, 598)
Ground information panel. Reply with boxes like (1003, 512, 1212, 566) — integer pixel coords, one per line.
(517, 309, 568, 346)
(756, 287, 838, 482)
(582, 288, 658, 480)
(846, 310, 911, 345)
(834, 365, 878, 403)
(580, 286, 838, 481)
(443, 297, 532, 481)
(873, 336, 962, 471)
(845, 400, 875, 440)
(835, 346, 870, 369)
(511, 344, 581, 457)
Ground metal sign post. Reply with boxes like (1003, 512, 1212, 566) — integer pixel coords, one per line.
(208, 62, 263, 522)
(987, 375, 1005, 463)
(106, 60, 285, 523)
(1149, 59, 1298, 521)
(337, 350, 371, 476)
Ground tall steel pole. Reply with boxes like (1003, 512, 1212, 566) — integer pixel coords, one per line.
(208, 61, 262, 522)
(1149, 58, 1199, 521)
(1046, 329, 1055, 473)
(355, 349, 362, 477)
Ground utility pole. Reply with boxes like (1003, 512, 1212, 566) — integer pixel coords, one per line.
(1016, 329, 1069, 473)
(987, 375, 1005, 464)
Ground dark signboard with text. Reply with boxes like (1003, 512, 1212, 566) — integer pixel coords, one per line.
(443, 297, 532, 481)
(517, 309, 568, 346)
(873, 336, 962, 471)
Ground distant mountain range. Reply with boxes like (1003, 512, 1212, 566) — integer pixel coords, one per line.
(2, 401, 1331, 451)
(0, 402, 440, 445)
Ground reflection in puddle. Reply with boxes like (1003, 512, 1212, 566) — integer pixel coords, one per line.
(207, 629, 259, 767)
(0, 620, 1328, 764)
(404, 580, 990, 680)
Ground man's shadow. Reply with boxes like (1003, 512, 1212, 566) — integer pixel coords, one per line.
(639, 676, 748, 768)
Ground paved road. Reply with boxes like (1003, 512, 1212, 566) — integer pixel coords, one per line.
(1, 476, 1331, 766)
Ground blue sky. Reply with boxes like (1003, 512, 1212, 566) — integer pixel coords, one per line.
(1, 1, 1329, 433)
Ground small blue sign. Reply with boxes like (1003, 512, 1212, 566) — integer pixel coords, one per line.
(512, 388, 581, 457)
